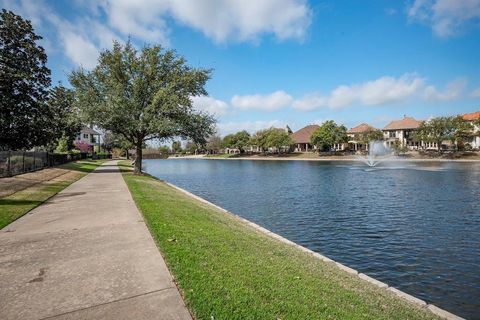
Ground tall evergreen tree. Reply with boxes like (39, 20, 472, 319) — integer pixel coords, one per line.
(0, 9, 51, 150)
(47, 85, 82, 151)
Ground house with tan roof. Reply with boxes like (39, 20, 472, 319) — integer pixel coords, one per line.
(290, 124, 319, 152)
(382, 116, 423, 149)
(347, 123, 377, 152)
(462, 111, 480, 149)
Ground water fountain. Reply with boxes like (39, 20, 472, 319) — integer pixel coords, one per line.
(357, 141, 394, 167)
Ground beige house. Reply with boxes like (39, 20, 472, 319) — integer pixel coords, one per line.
(383, 116, 423, 150)
(462, 111, 480, 150)
(291, 125, 319, 152)
(347, 123, 376, 152)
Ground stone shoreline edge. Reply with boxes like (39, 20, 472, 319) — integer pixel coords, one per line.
(165, 181, 464, 320)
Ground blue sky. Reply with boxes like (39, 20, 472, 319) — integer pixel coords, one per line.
(3, 0, 480, 135)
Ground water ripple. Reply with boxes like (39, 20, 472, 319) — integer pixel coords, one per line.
(145, 159, 480, 319)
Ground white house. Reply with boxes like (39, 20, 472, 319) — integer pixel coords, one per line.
(347, 123, 377, 152)
(382, 116, 423, 150)
(462, 111, 480, 149)
(75, 126, 101, 150)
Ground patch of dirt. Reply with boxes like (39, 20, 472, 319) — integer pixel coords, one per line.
(0, 169, 73, 198)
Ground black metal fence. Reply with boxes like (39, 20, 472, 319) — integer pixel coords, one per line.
(0, 151, 111, 178)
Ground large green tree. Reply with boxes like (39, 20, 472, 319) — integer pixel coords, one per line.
(311, 120, 348, 152)
(70, 41, 215, 173)
(0, 9, 51, 150)
(47, 84, 82, 151)
(222, 130, 250, 153)
(265, 128, 293, 153)
(172, 141, 183, 153)
(413, 116, 472, 152)
(102, 131, 133, 157)
(452, 116, 473, 149)
(359, 128, 384, 145)
(249, 129, 270, 152)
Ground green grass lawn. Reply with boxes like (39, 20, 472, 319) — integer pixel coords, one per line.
(121, 165, 438, 320)
(60, 159, 109, 172)
(203, 153, 237, 158)
(0, 159, 106, 229)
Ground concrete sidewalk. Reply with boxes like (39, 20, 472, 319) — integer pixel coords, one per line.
(0, 161, 191, 320)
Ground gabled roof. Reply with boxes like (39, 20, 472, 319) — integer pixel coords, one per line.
(290, 124, 320, 144)
(383, 117, 422, 131)
(462, 111, 480, 121)
(347, 123, 376, 134)
(80, 126, 100, 135)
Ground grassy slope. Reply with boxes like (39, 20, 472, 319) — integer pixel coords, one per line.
(122, 168, 437, 320)
(0, 160, 106, 229)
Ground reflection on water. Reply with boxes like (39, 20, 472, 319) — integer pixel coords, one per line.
(145, 159, 480, 319)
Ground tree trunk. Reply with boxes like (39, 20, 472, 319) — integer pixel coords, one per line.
(125, 149, 130, 160)
(134, 144, 142, 174)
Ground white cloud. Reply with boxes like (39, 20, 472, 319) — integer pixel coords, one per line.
(1, 0, 118, 69)
(91, 0, 312, 44)
(216, 120, 288, 136)
(59, 31, 99, 69)
(231, 91, 293, 111)
(293, 73, 426, 110)
(408, 0, 480, 37)
(471, 87, 480, 97)
(191, 95, 228, 116)
(232, 74, 464, 113)
(100, 0, 170, 44)
(423, 78, 467, 101)
(3, 0, 311, 70)
(292, 93, 327, 111)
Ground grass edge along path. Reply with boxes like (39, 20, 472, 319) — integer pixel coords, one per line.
(0, 159, 107, 229)
(121, 164, 440, 320)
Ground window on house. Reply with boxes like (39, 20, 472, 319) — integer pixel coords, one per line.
(83, 134, 88, 139)
(389, 131, 395, 138)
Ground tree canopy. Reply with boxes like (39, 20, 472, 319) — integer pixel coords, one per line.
(413, 116, 473, 152)
(172, 141, 183, 153)
(70, 41, 215, 173)
(0, 9, 52, 150)
(359, 128, 384, 145)
(264, 128, 293, 153)
(48, 85, 82, 151)
(248, 127, 293, 153)
(222, 130, 250, 152)
(311, 120, 347, 152)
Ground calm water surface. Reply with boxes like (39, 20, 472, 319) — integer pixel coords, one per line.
(144, 159, 480, 319)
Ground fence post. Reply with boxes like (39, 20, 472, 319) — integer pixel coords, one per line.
(33, 151, 36, 171)
(7, 150, 11, 177)
(22, 151, 26, 174)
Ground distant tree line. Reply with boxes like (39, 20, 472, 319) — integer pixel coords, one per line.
(412, 116, 476, 152)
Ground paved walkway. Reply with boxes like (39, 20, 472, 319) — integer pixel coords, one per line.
(0, 161, 191, 320)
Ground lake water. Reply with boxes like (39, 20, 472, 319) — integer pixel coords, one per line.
(144, 158, 480, 319)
